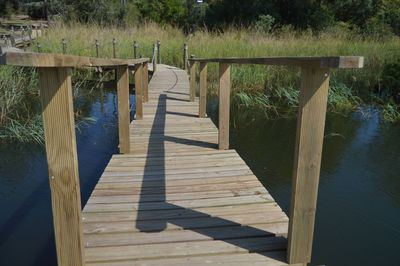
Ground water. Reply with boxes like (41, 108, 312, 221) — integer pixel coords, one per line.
(0, 89, 399, 265)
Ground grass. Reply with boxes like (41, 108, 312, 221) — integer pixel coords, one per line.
(1, 21, 400, 142)
(35, 21, 400, 118)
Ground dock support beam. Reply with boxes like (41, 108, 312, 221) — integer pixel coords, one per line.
(38, 67, 85, 266)
(143, 62, 149, 102)
(117, 65, 131, 154)
(218, 63, 231, 150)
(199, 62, 207, 118)
(134, 63, 144, 120)
(190, 55, 196, 102)
(287, 67, 330, 264)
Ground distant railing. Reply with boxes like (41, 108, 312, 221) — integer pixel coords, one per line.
(0, 51, 150, 266)
(189, 55, 364, 265)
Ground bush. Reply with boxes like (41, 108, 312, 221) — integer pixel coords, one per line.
(255, 15, 275, 34)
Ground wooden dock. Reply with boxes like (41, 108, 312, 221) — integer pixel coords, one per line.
(82, 64, 292, 265)
(1, 51, 364, 265)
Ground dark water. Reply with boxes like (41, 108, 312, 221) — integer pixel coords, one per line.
(0, 88, 399, 265)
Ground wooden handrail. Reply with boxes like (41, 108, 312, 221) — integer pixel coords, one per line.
(190, 55, 364, 264)
(0, 51, 150, 266)
(0, 52, 150, 67)
(189, 56, 364, 69)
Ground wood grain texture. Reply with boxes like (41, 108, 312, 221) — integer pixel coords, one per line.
(190, 56, 364, 69)
(117, 65, 131, 154)
(82, 64, 289, 265)
(143, 62, 149, 102)
(0, 52, 149, 67)
(199, 62, 207, 118)
(134, 64, 143, 120)
(287, 67, 330, 264)
(38, 67, 84, 266)
(219, 63, 231, 150)
(190, 56, 196, 102)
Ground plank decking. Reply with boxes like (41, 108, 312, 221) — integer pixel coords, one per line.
(82, 64, 292, 265)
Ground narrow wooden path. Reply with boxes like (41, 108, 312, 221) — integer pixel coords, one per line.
(82, 64, 292, 265)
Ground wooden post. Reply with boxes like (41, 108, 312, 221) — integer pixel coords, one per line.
(38, 67, 85, 266)
(116, 65, 131, 154)
(287, 67, 330, 264)
(37, 42, 42, 53)
(28, 25, 32, 41)
(157, 40, 161, 64)
(95, 40, 99, 57)
(62, 39, 66, 54)
(134, 64, 143, 120)
(189, 55, 195, 102)
(183, 43, 188, 70)
(9, 30, 15, 47)
(134, 41, 138, 59)
(143, 62, 149, 102)
(218, 63, 230, 150)
(199, 62, 207, 118)
(153, 44, 157, 72)
(112, 38, 117, 58)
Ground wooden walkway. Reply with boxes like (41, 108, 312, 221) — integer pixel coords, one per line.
(82, 64, 292, 265)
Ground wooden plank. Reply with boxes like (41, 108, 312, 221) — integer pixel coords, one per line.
(219, 63, 231, 150)
(190, 56, 196, 102)
(84, 222, 288, 247)
(143, 62, 149, 102)
(287, 68, 330, 264)
(0, 52, 149, 67)
(199, 62, 207, 118)
(84, 237, 287, 262)
(85, 251, 292, 266)
(134, 64, 143, 120)
(82, 202, 283, 222)
(190, 56, 364, 68)
(117, 65, 130, 154)
(38, 67, 84, 266)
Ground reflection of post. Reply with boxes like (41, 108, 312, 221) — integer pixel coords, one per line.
(99, 83, 105, 115)
(287, 68, 330, 265)
(38, 67, 85, 266)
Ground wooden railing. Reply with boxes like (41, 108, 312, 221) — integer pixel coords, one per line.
(189, 55, 364, 265)
(0, 51, 150, 266)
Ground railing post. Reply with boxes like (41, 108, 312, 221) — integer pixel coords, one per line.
(38, 67, 85, 266)
(199, 62, 207, 118)
(134, 41, 138, 59)
(189, 55, 196, 102)
(62, 39, 67, 54)
(183, 43, 188, 70)
(112, 38, 117, 58)
(134, 63, 144, 120)
(143, 62, 149, 102)
(116, 65, 131, 154)
(9, 29, 15, 47)
(95, 40, 99, 57)
(28, 25, 32, 41)
(157, 40, 161, 64)
(153, 44, 157, 72)
(218, 63, 231, 150)
(37, 42, 42, 53)
(287, 67, 330, 264)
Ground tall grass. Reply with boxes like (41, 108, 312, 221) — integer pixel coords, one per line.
(35, 21, 400, 120)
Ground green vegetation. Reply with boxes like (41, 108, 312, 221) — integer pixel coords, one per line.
(0, 1, 399, 143)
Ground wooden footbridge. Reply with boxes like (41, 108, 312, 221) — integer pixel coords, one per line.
(0, 51, 363, 265)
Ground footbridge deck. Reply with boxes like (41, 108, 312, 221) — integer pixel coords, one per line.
(82, 64, 291, 265)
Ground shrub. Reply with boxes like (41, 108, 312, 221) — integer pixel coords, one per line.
(255, 15, 275, 34)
